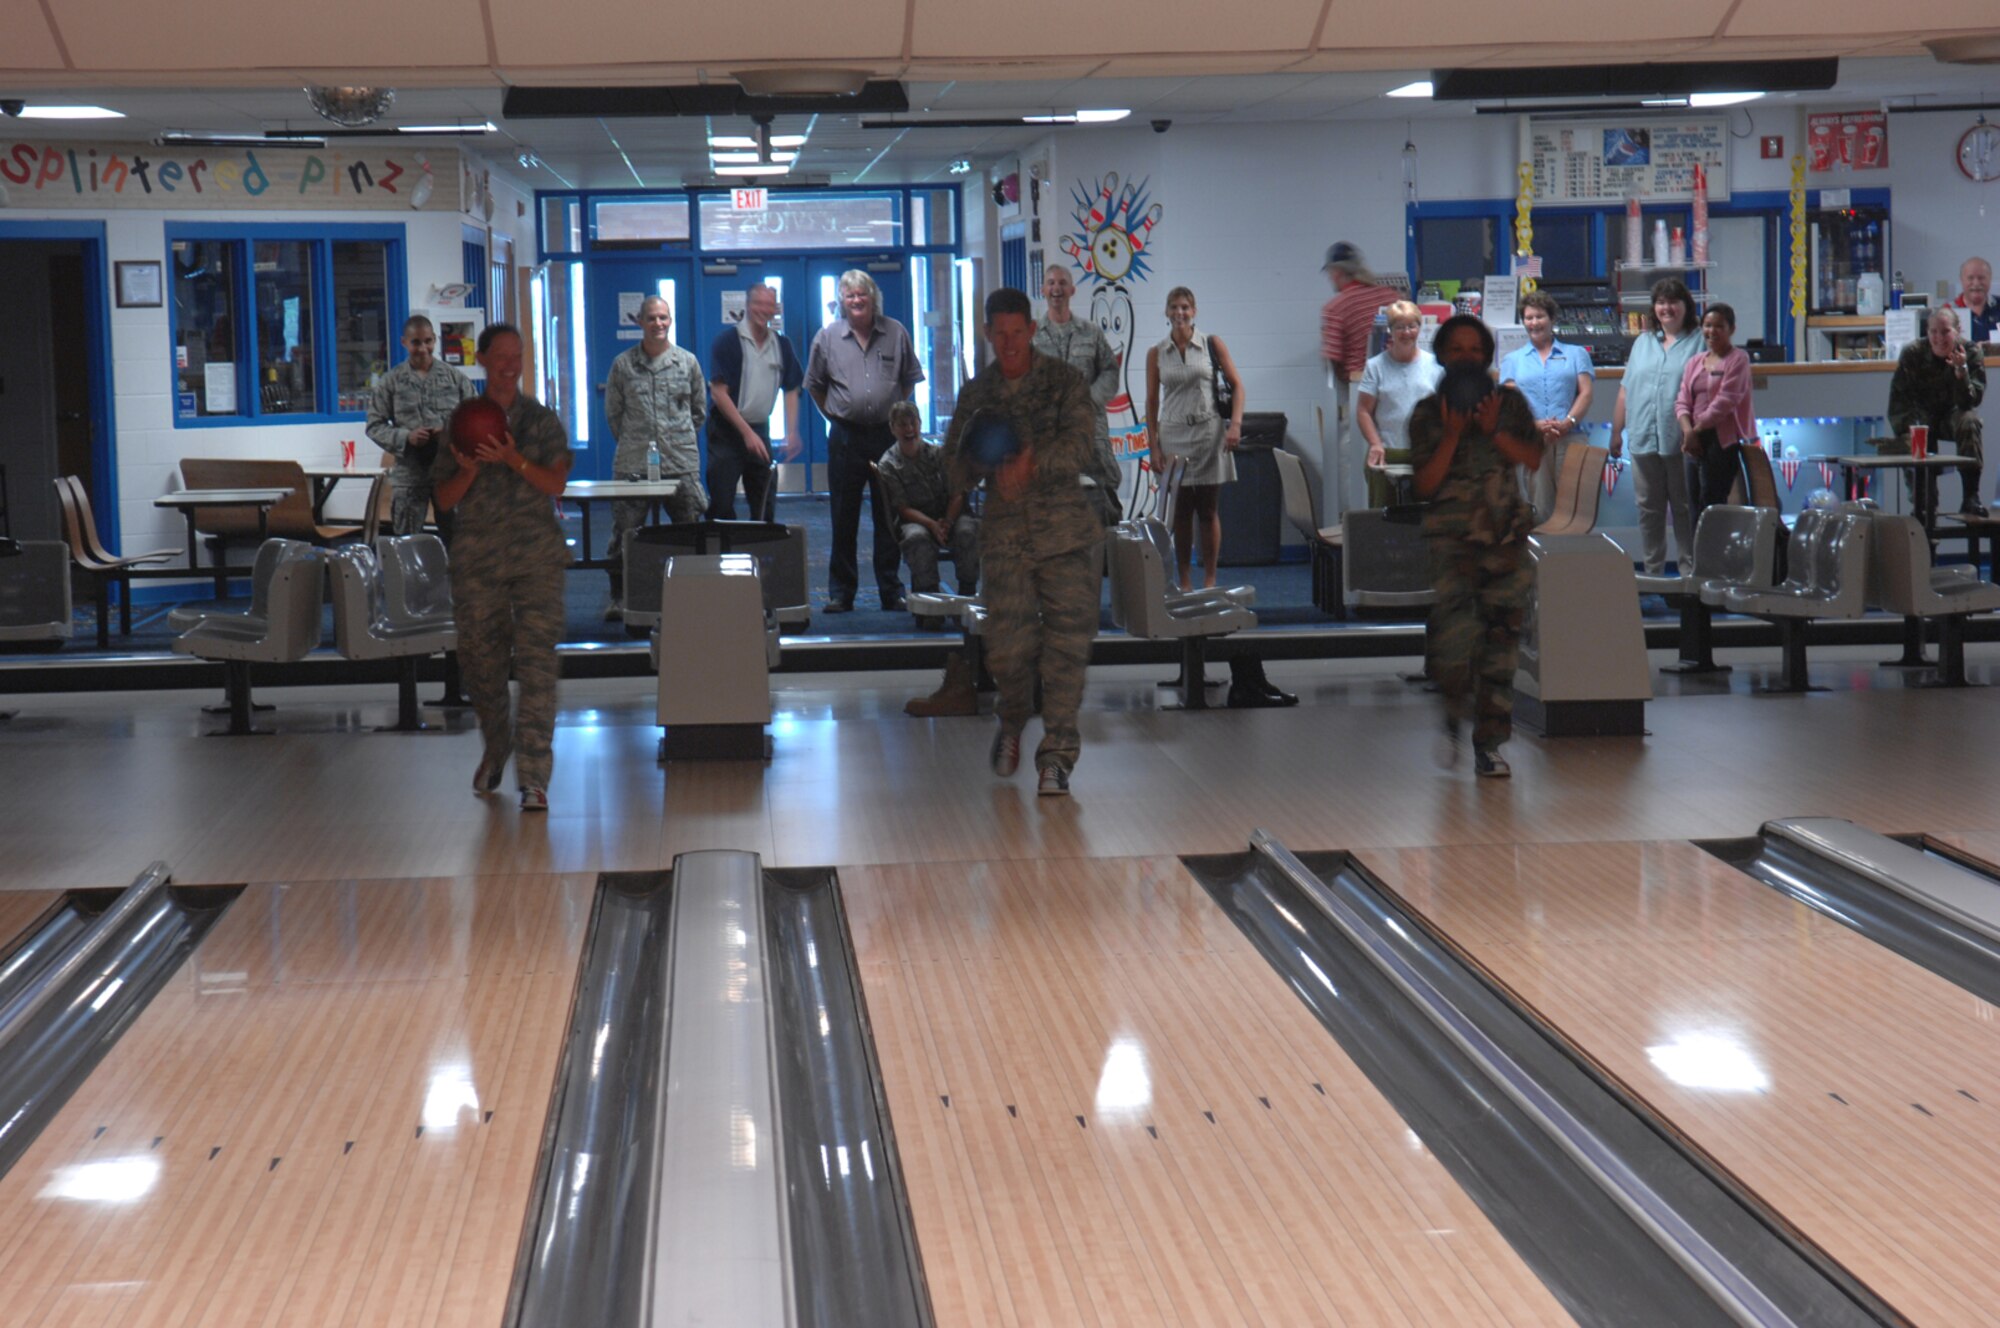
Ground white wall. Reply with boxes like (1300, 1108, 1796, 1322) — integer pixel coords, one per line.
(5, 155, 537, 552)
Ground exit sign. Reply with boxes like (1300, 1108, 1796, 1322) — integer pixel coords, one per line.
(1760, 135, 1785, 159)
(732, 187, 768, 211)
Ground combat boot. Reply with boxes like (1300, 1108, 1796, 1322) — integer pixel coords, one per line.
(905, 652, 979, 717)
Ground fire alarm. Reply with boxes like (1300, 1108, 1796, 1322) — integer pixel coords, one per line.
(1760, 135, 1784, 159)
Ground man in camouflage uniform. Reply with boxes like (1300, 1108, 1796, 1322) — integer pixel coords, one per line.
(879, 400, 979, 597)
(1887, 305, 1988, 515)
(366, 314, 476, 537)
(1408, 314, 1544, 778)
(1032, 265, 1127, 525)
(431, 324, 573, 812)
(943, 287, 1102, 796)
(602, 296, 708, 615)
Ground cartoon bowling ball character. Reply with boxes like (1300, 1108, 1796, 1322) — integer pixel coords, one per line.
(1091, 226, 1135, 282)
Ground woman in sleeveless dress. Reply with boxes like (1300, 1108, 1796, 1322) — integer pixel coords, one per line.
(1144, 286, 1243, 588)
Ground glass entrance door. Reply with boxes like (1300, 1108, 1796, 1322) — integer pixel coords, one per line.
(581, 256, 693, 480)
(692, 260, 806, 488)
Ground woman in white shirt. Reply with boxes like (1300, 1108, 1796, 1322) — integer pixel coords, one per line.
(1610, 279, 1702, 574)
(1355, 300, 1444, 507)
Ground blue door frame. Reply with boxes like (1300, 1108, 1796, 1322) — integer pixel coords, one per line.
(0, 220, 117, 548)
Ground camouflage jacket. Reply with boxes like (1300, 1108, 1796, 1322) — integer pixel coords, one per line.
(1406, 386, 1540, 546)
(431, 394, 573, 568)
(1032, 318, 1124, 492)
(877, 441, 956, 523)
(365, 360, 476, 483)
(1887, 339, 1985, 438)
(943, 351, 1099, 560)
(605, 343, 708, 476)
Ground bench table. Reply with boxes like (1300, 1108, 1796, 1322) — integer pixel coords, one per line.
(1809, 453, 1977, 546)
(561, 479, 682, 571)
(302, 466, 375, 524)
(154, 488, 291, 598)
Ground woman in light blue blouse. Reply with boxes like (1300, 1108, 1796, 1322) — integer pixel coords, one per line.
(1497, 289, 1594, 522)
(1610, 279, 1702, 574)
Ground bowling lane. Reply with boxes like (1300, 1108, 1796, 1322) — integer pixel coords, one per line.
(1361, 837, 2000, 1325)
(842, 855, 1571, 1328)
(0, 891, 63, 947)
(0, 872, 591, 1328)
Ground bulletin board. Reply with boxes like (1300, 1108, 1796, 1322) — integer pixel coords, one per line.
(1522, 118, 1731, 205)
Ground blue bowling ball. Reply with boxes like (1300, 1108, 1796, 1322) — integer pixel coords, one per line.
(959, 409, 1024, 469)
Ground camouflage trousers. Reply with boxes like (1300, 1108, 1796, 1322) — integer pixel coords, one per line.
(391, 483, 433, 538)
(1427, 537, 1532, 752)
(1885, 411, 1985, 510)
(607, 468, 708, 599)
(451, 555, 565, 790)
(985, 543, 1102, 775)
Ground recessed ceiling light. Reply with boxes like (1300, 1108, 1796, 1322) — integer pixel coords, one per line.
(948, 159, 972, 175)
(708, 135, 759, 149)
(1689, 91, 1764, 107)
(711, 151, 797, 164)
(1386, 81, 1434, 99)
(397, 122, 497, 134)
(17, 105, 124, 119)
(770, 134, 807, 148)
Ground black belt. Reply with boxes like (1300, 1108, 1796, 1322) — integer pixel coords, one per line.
(829, 415, 892, 433)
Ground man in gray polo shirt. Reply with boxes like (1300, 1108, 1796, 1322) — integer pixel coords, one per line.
(603, 296, 708, 616)
(707, 283, 803, 520)
(804, 269, 924, 613)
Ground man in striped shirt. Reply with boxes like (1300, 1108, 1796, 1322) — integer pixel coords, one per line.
(1321, 242, 1399, 517)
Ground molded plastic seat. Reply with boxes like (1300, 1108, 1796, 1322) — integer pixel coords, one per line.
(1697, 509, 1806, 607)
(55, 475, 177, 647)
(172, 540, 324, 732)
(1532, 443, 1610, 537)
(1637, 505, 1783, 675)
(1870, 511, 2000, 685)
(1721, 512, 1872, 692)
(1110, 529, 1254, 710)
(1108, 518, 1253, 631)
(374, 534, 454, 623)
(332, 543, 456, 730)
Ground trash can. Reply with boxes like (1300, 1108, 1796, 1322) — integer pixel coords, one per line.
(1217, 412, 1286, 565)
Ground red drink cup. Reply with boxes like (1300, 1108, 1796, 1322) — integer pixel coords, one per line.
(1911, 424, 1929, 459)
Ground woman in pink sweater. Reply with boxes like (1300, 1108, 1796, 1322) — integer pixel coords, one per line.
(1675, 302, 1756, 524)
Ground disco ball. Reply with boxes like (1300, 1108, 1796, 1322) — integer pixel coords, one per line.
(304, 85, 396, 128)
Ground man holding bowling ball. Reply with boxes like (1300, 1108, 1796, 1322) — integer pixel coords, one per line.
(433, 324, 573, 812)
(1407, 314, 1543, 780)
(941, 287, 1101, 797)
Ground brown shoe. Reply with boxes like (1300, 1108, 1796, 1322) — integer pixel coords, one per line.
(905, 652, 979, 717)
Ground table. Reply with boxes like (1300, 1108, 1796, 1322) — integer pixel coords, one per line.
(561, 479, 682, 571)
(1807, 454, 1977, 544)
(302, 466, 376, 524)
(153, 488, 291, 597)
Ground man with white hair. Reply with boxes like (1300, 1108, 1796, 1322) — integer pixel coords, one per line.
(1320, 240, 1398, 518)
(1888, 304, 1987, 515)
(1953, 256, 2000, 344)
(805, 269, 925, 612)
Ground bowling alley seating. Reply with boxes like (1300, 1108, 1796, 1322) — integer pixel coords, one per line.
(1721, 510, 1873, 692)
(1109, 525, 1257, 710)
(1271, 447, 1346, 618)
(177, 459, 362, 562)
(54, 475, 179, 648)
(172, 539, 325, 734)
(650, 553, 778, 759)
(1866, 511, 2000, 687)
(1635, 505, 1783, 674)
(1531, 442, 1610, 536)
(329, 539, 456, 731)
(374, 533, 454, 624)
(0, 540, 72, 647)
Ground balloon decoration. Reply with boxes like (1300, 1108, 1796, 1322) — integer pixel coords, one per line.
(1514, 161, 1537, 293)
(1788, 155, 1808, 321)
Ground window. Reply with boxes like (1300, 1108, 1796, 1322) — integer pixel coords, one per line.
(592, 198, 691, 248)
(1414, 216, 1498, 288)
(167, 224, 406, 426)
(910, 189, 956, 246)
(698, 191, 904, 252)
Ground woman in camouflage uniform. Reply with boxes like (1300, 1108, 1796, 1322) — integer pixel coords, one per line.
(1408, 314, 1544, 779)
(432, 324, 574, 812)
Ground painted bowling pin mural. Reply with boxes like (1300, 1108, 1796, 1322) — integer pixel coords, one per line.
(1068, 172, 1163, 511)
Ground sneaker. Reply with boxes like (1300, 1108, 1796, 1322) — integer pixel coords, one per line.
(473, 753, 505, 794)
(1036, 766, 1071, 797)
(519, 785, 549, 811)
(1433, 719, 1462, 770)
(1474, 748, 1511, 779)
(824, 597, 853, 615)
(602, 600, 624, 622)
(989, 726, 1022, 778)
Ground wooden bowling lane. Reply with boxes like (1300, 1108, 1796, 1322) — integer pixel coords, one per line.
(1361, 837, 2000, 1326)
(0, 872, 591, 1328)
(0, 891, 63, 950)
(842, 855, 1572, 1328)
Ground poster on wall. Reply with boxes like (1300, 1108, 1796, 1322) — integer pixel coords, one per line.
(1524, 118, 1731, 204)
(0, 141, 457, 211)
(1807, 111, 1889, 173)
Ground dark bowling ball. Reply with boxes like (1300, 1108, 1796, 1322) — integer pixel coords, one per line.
(449, 396, 509, 459)
(1439, 363, 1494, 416)
(959, 409, 1023, 469)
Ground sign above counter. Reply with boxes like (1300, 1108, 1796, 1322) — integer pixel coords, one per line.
(0, 140, 460, 211)
(1524, 118, 1730, 206)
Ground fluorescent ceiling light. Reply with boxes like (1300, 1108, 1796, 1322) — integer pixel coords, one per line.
(1075, 109, 1130, 123)
(397, 121, 497, 134)
(1386, 81, 1434, 99)
(709, 135, 758, 148)
(18, 105, 123, 119)
(714, 163, 790, 177)
(158, 131, 326, 148)
(710, 151, 797, 164)
(1022, 114, 1075, 124)
(1689, 91, 1763, 107)
(770, 134, 807, 147)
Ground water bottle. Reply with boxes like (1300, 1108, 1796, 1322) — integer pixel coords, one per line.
(646, 440, 662, 483)
(1890, 270, 1905, 310)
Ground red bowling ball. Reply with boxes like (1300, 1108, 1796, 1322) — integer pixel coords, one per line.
(449, 395, 509, 460)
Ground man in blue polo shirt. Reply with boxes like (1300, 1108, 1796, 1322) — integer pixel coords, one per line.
(707, 283, 803, 520)
(1497, 289, 1595, 522)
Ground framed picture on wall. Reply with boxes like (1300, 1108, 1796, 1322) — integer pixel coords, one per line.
(115, 260, 163, 308)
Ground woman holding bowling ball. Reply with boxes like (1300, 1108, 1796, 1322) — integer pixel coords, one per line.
(432, 323, 573, 812)
(1144, 286, 1243, 589)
